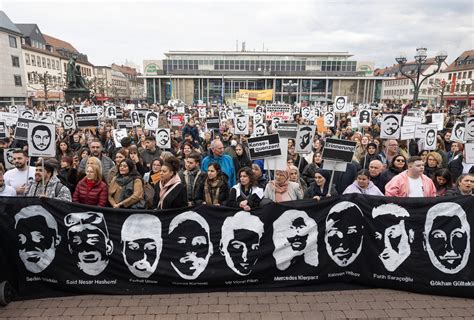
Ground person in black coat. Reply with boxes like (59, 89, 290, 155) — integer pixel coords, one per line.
(227, 167, 264, 211)
(447, 153, 474, 183)
(195, 162, 230, 206)
(153, 157, 188, 209)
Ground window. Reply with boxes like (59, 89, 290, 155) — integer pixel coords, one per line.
(42, 57, 46, 68)
(31, 55, 36, 66)
(11, 56, 20, 67)
(14, 75, 22, 86)
(9, 35, 17, 48)
(47, 58, 51, 69)
(469, 71, 472, 79)
(25, 54, 30, 65)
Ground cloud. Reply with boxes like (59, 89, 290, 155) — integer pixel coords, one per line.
(1, 0, 472, 69)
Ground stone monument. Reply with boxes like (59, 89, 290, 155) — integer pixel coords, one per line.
(63, 55, 90, 103)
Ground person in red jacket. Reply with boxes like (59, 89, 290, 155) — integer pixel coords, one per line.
(73, 164, 108, 207)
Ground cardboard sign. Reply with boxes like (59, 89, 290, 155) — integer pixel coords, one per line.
(451, 121, 465, 143)
(112, 129, 128, 148)
(323, 112, 335, 127)
(156, 128, 171, 149)
(424, 127, 438, 151)
(144, 112, 160, 131)
(464, 117, 474, 142)
(253, 112, 265, 125)
(3, 148, 15, 170)
(0, 121, 7, 139)
(105, 106, 117, 119)
(277, 123, 298, 139)
(380, 114, 402, 139)
(198, 107, 207, 119)
(0, 112, 19, 127)
(20, 110, 35, 120)
(247, 134, 281, 160)
(171, 115, 184, 128)
(464, 142, 474, 164)
(322, 138, 357, 163)
(234, 114, 249, 135)
(295, 125, 316, 154)
(77, 113, 99, 128)
(14, 118, 44, 141)
(118, 119, 133, 129)
(206, 117, 220, 130)
(28, 122, 56, 157)
(62, 114, 76, 130)
(334, 96, 348, 113)
(358, 109, 371, 127)
(253, 123, 267, 137)
(265, 105, 292, 121)
(400, 126, 416, 140)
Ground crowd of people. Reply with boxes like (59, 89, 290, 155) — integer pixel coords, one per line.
(0, 100, 473, 211)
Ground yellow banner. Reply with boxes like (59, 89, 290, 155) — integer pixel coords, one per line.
(238, 89, 274, 101)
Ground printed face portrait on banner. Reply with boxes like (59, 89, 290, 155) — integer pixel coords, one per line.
(121, 214, 162, 278)
(4, 148, 15, 169)
(425, 128, 437, 150)
(96, 105, 104, 117)
(323, 112, 335, 127)
(184, 114, 191, 124)
(168, 211, 213, 280)
(64, 212, 114, 276)
(113, 129, 128, 148)
(255, 105, 265, 113)
(219, 111, 227, 122)
(464, 118, 474, 141)
(198, 108, 207, 119)
(253, 112, 264, 125)
(271, 117, 281, 130)
(358, 110, 371, 126)
(130, 111, 140, 126)
(14, 205, 61, 273)
(220, 211, 264, 276)
(372, 204, 414, 272)
(334, 96, 347, 112)
(56, 106, 66, 119)
(325, 201, 364, 267)
(254, 123, 267, 137)
(156, 129, 171, 149)
(145, 112, 159, 130)
(225, 107, 234, 119)
(424, 202, 470, 274)
(106, 106, 116, 118)
(31, 125, 52, 151)
(9, 105, 18, 114)
(63, 114, 76, 130)
(272, 210, 318, 271)
(381, 114, 401, 139)
(295, 126, 315, 153)
(21, 110, 34, 119)
(301, 106, 311, 119)
(234, 114, 249, 135)
(452, 121, 465, 142)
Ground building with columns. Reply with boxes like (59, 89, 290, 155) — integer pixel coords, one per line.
(443, 50, 474, 107)
(141, 50, 385, 105)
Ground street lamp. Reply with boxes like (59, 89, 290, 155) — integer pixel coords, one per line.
(283, 80, 298, 104)
(395, 47, 447, 104)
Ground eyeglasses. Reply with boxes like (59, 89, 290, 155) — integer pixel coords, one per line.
(395, 159, 405, 162)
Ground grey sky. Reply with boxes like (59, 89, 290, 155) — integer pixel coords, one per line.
(1, 0, 472, 70)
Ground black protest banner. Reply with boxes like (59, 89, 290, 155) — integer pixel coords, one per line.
(277, 123, 298, 139)
(117, 119, 133, 129)
(322, 138, 357, 162)
(0, 121, 6, 139)
(247, 134, 281, 159)
(14, 118, 44, 141)
(0, 195, 473, 301)
(77, 113, 99, 128)
(206, 117, 220, 130)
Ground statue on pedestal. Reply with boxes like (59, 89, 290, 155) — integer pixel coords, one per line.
(66, 55, 88, 90)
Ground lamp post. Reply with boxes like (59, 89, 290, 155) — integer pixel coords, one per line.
(283, 80, 298, 104)
(395, 47, 447, 104)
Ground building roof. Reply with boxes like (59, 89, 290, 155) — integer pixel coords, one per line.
(15, 23, 40, 37)
(112, 63, 138, 75)
(0, 11, 22, 35)
(166, 50, 353, 58)
(444, 50, 474, 72)
(21, 43, 62, 58)
(43, 34, 78, 54)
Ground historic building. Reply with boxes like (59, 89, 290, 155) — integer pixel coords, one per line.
(0, 11, 27, 107)
(141, 50, 385, 105)
(442, 50, 474, 107)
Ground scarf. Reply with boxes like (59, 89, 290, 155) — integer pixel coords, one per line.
(204, 176, 224, 205)
(85, 178, 96, 191)
(115, 175, 133, 187)
(159, 174, 182, 204)
(271, 170, 291, 202)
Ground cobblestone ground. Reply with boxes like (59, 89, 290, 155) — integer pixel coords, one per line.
(1, 288, 473, 320)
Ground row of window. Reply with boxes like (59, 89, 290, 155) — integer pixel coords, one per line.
(385, 79, 410, 87)
(448, 70, 473, 81)
(383, 88, 442, 96)
(62, 62, 92, 77)
(112, 80, 127, 87)
(27, 72, 64, 86)
(25, 53, 61, 70)
(163, 59, 357, 72)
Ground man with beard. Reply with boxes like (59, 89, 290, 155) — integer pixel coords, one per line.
(31, 125, 52, 152)
(297, 126, 313, 152)
(273, 210, 318, 271)
(0, 171, 16, 196)
(253, 112, 263, 125)
(27, 160, 71, 201)
(425, 129, 436, 148)
(168, 211, 213, 280)
(121, 214, 162, 278)
(140, 136, 162, 169)
(15, 205, 61, 273)
(335, 96, 346, 111)
(424, 202, 470, 274)
(78, 139, 114, 179)
(301, 106, 311, 119)
(254, 123, 267, 137)
(325, 201, 364, 267)
(63, 114, 75, 129)
(382, 115, 400, 137)
(65, 211, 113, 276)
(235, 114, 248, 134)
(372, 204, 414, 272)
(156, 129, 170, 148)
(4, 150, 36, 195)
(220, 211, 264, 276)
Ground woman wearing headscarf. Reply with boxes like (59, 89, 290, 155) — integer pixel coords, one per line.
(288, 165, 307, 195)
(264, 169, 303, 203)
(359, 142, 383, 170)
(233, 143, 252, 176)
(195, 162, 230, 206)
(108, 158, 144, 209)
(304, 169, 338, 200)
(227, 167, 264, 211)
(252, 162, 268, 189)
(301, 151, 323, 186)
(153, 157, 187, 209)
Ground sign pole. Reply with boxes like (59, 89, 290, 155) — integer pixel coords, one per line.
(328, 168, 335, 196)
(41, 157, 45, 194)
